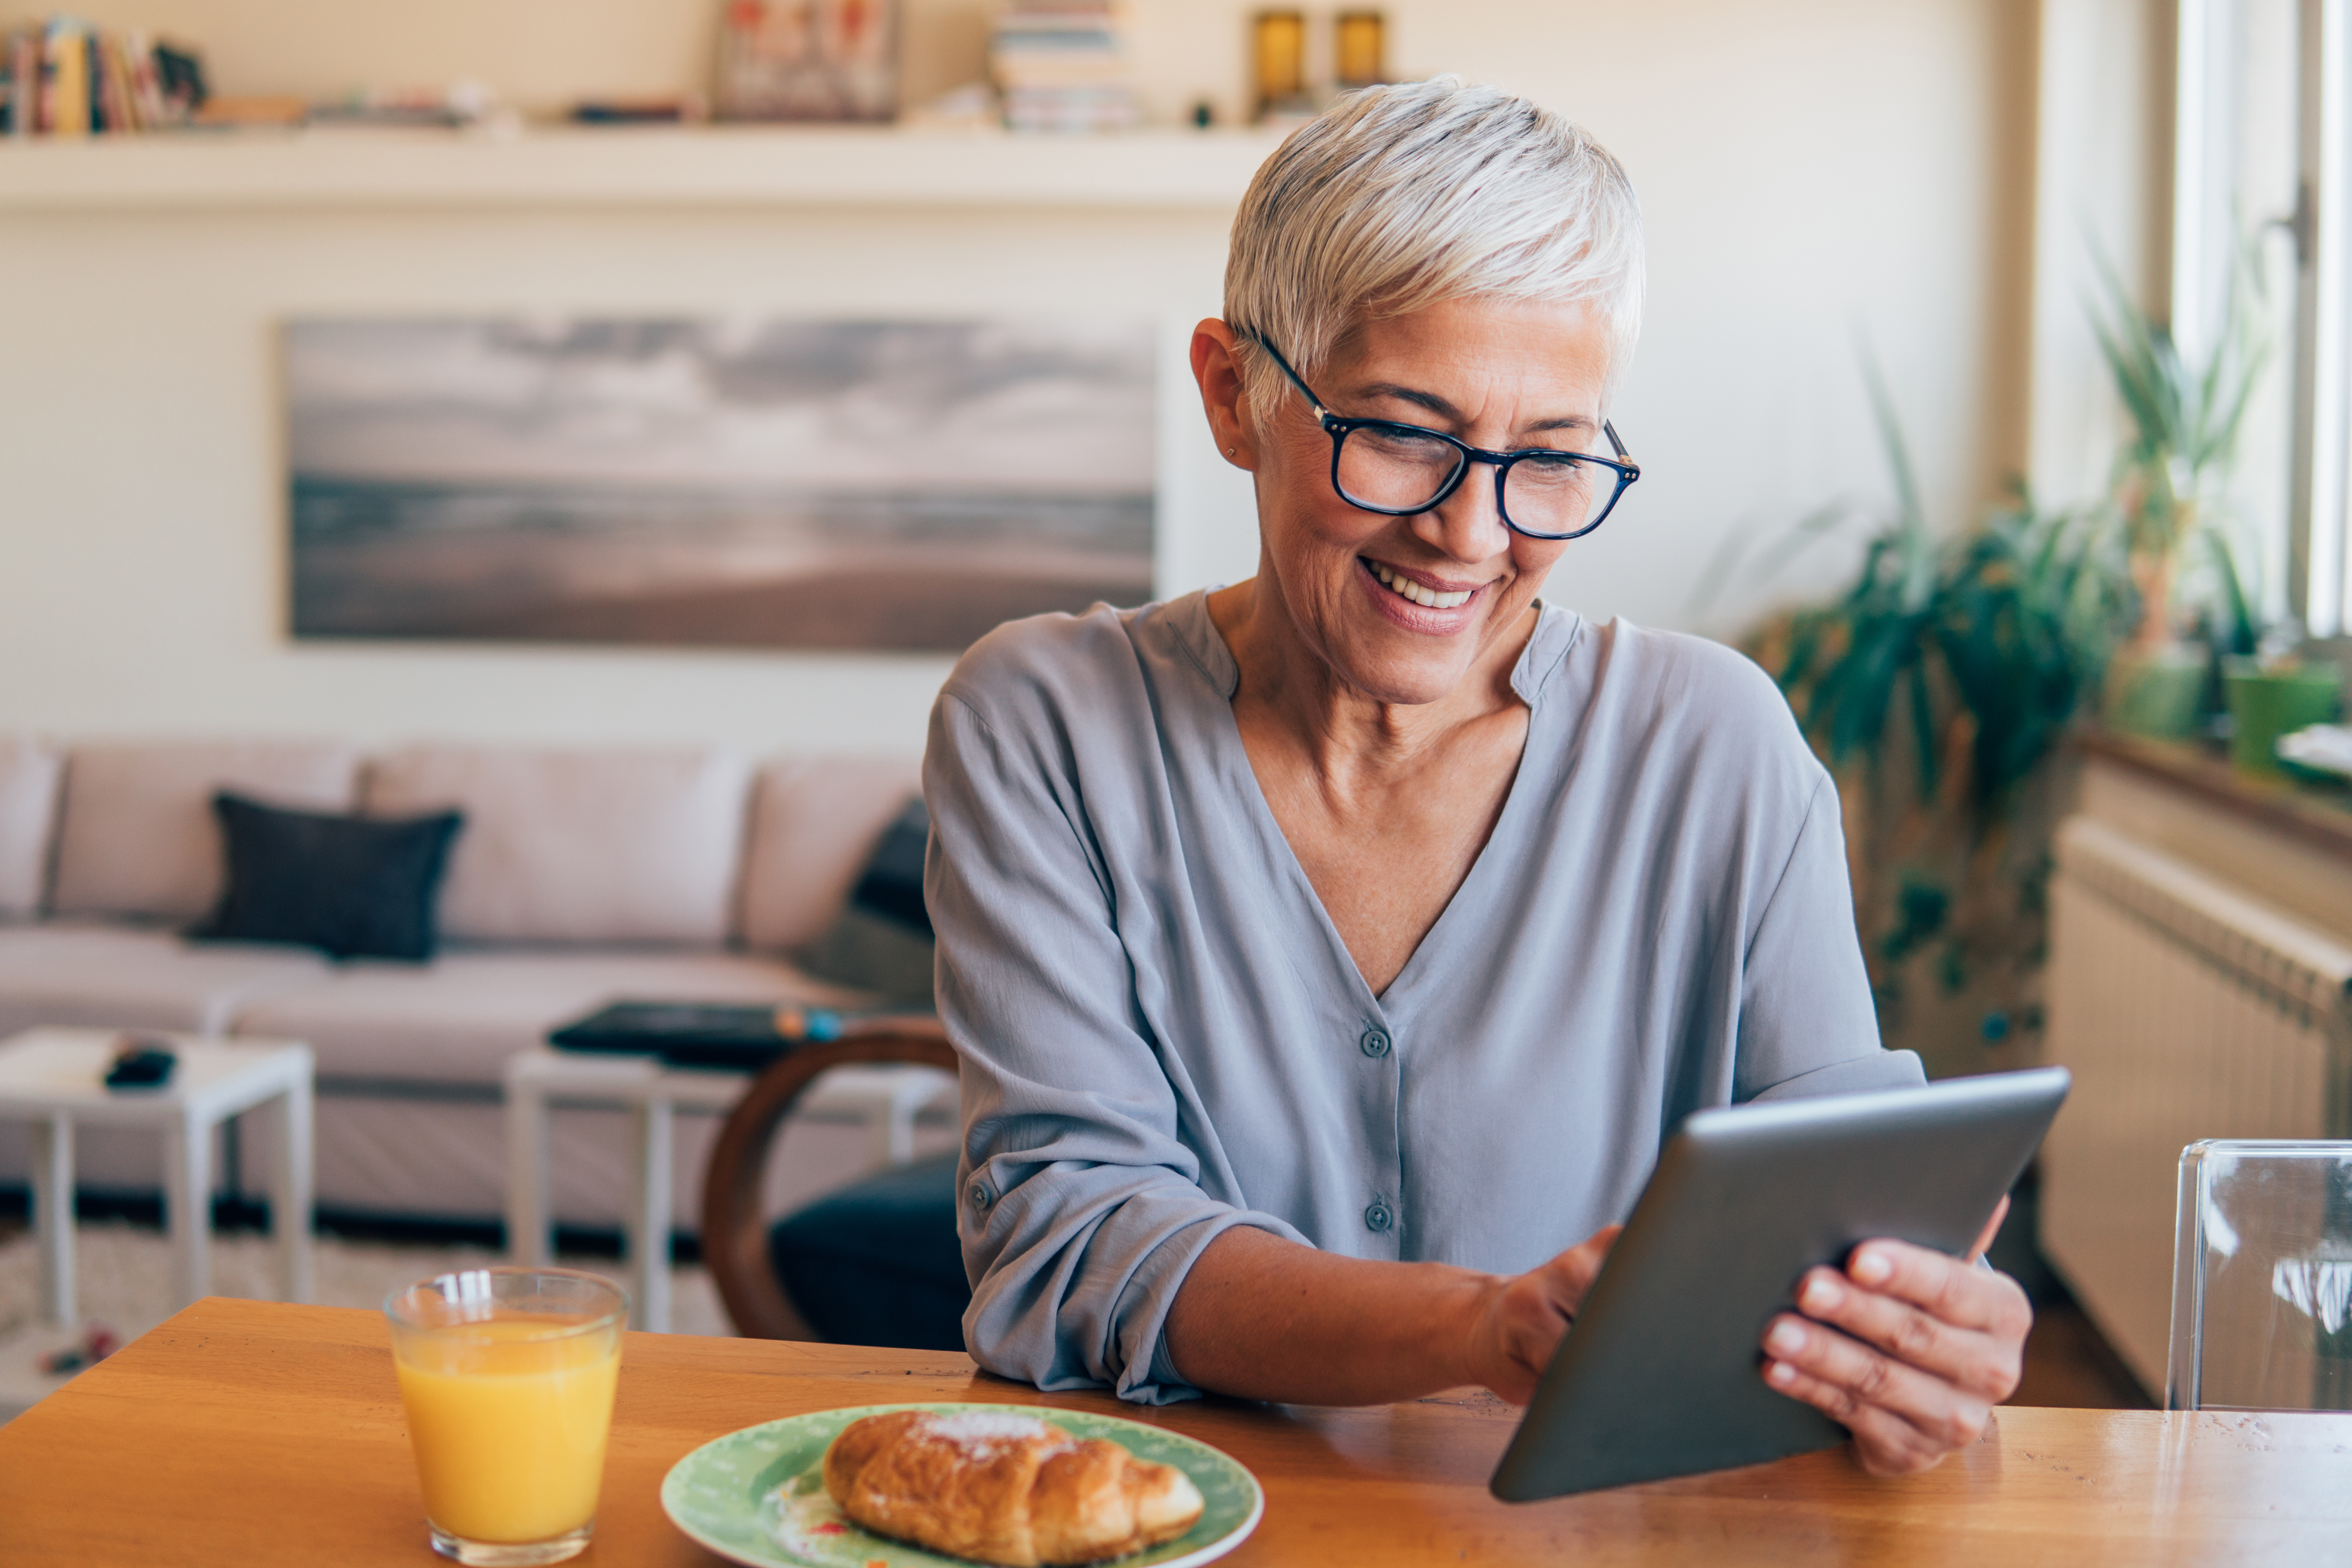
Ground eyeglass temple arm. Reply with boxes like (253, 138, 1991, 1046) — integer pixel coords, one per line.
(1241, 330, 1333, 417)
(1251, 326, 1636, 470)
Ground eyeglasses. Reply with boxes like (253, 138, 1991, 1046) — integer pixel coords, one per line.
(1248, 333, 1640, 541)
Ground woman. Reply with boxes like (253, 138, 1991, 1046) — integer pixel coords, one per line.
(924, 78, 2030, 1477)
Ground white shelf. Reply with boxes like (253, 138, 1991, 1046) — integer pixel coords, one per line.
(0, 124, 1287, 213)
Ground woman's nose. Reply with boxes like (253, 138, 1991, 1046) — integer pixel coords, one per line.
(1417, 466, 1513, 563)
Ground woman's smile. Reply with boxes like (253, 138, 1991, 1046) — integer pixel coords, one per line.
(1358, 555, 1488, 626)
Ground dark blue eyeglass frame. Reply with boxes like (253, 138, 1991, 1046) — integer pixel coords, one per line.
(1247, 332, 1641, 541)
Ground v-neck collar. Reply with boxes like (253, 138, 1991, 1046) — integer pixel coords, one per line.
(1167, 589, 1585, 1012)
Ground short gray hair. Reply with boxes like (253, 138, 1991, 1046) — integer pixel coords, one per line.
(1224, 76, 1644, 413)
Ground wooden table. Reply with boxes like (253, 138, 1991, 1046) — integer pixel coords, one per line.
(4, 1298, 2349, 1566)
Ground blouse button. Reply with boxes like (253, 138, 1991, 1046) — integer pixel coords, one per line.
(1364, 1200, 1394, 1233)
(967, 1180, 993, 1211)
(1359, 1027, 1392, 1058)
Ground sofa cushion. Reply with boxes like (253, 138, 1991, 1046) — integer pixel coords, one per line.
(230, 949, 874, 1086)
(739, 756, 924, 953)
(193, 793, 466, 962)
(771, 1150, 969, 1352)
(0, 924, 334, 1038)
(49, 741, 363, 922)
(0, 737, 62, 919)
(364, 746, 751, 947)
(799, 795, 935, 1004)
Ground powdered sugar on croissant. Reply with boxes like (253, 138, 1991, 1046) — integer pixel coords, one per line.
(822, 1409, 1205, 1566)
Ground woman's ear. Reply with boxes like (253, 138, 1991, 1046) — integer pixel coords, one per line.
(1191, 318, 1256, 470)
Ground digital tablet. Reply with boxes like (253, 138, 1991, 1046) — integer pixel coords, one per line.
(1489, 1065, 2071, 1502)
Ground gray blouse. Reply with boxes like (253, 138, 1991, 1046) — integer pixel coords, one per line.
(922, 589, 1921, 1405)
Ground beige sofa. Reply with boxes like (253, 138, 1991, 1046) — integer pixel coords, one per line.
(0, 735, 937, 1234)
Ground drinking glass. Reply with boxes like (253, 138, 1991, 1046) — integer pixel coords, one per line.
(386, 1267, 628, 1566)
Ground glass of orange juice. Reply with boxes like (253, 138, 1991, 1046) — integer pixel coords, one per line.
(386, 1267, 627, 1566)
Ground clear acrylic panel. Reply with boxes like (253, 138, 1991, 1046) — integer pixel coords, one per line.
(2167, 1141, 2352, 1411)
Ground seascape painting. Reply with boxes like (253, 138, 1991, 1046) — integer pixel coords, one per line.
(285, 318, 1155, 653)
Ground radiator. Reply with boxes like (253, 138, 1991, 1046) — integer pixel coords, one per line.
(2043, 815, 2352, 1392)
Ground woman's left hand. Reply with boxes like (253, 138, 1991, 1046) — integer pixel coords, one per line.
(1757, 1200, 2031, 1476)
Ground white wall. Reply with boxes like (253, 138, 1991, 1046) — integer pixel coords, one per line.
(2029, 0, 2174, 511)
(0, 0, 2038, 755)
(0, 199, 1246, 752)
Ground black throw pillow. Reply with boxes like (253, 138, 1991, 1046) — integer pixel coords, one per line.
(769, 1151, 968, 1351)
(799, 795, 935, 1004)
(190, 791, 464, 962)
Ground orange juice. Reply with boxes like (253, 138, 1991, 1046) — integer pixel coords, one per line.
(393, 1317, 621, 1544)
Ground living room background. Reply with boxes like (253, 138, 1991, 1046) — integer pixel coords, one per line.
(0, 0, 2109, 756)
(2, 0, 2281, 1446)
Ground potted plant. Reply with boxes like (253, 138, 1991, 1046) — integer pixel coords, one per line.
(2223, 649, 2342, 774)
(2091, 256, 2268, 739)
(1725, 238, 2275, 1070)
(1729, 363, 2128, 1078)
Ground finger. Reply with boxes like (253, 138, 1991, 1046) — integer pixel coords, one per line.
(1549, 1225, 1624, 1303)
(1792, 1267, 2024, 1401)
(1968, 1196, 2011, 1263)
(1486, 1359, 1542, 1408)
(1578, 1222, 1625, 1258)
(1485, 1286, 1568, 1404)
(1762, 1313, 1994, 1453)
(1492, 1228, 1626, 1393)
(1844, 1238, 2026, 1336)
(1760, 1358, 1952, 1476)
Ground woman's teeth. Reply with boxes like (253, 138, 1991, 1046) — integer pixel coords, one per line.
(1369, 561, 1474, 610)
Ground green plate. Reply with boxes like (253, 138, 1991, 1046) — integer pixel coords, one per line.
(661, 1403, 1264, 1568)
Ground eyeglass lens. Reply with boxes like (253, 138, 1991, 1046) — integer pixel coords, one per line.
(1334, 425, 1617, 536)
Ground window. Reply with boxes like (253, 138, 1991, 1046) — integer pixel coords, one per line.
(2176, 0, 2352, 634)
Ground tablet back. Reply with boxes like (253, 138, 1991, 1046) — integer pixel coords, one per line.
(1489, 1066, 2070, 1501)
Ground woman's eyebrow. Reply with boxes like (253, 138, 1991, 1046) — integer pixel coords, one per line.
(1353, 381, 1596, 436)
(1354, 381, 1460, 419)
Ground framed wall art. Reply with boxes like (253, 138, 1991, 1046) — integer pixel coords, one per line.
(285, 316, 1155, 654)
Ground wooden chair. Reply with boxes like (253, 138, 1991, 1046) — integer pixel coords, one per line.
(699, 1021, 960, 1340)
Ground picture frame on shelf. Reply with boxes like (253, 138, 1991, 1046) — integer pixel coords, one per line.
(716, 0, 898, 124)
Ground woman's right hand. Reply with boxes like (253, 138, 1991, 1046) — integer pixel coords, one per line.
(1466, 1225, 1624, 1404)
(1167, 1223, 1625, 1408)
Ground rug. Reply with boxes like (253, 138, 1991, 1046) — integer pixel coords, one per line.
(0, 1221, 735, 1344)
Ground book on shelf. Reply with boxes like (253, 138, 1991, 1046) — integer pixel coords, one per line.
(990, 0, 1138, 134)
(0, 20, 204, 137)
(46, 15, 86, 138)
(2, 28, 34, 135)
(304, 81, 506, 130)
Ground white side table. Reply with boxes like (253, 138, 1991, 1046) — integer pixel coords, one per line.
(0, 1027, 316, 1325)
(502, 1049, 952, 1333)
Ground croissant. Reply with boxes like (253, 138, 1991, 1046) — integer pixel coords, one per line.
(822, 1409, 1205, 1566)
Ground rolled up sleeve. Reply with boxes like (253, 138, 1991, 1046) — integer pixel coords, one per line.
(925, 690, 1303, 1404)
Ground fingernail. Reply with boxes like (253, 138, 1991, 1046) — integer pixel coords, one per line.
(1767, 1320, 1806, 1356)
(1766, 1360, 1796, 1387)
(1851, 1249, 1892, 1285)
(1800, 1276, 1844, 1314)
